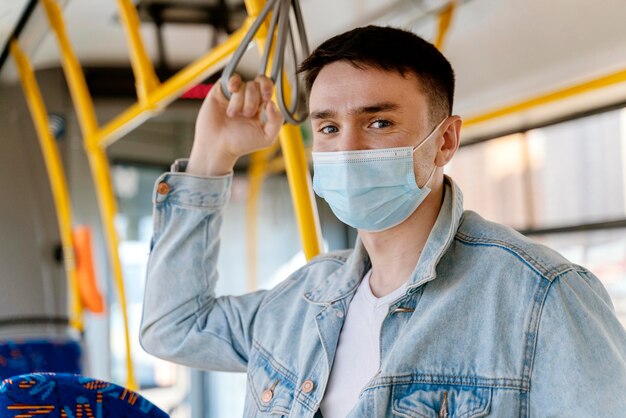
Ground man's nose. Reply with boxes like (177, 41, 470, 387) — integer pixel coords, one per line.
(338, 128, 364, 151)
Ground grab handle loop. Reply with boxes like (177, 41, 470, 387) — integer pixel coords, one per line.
(220, 0, 310, 125)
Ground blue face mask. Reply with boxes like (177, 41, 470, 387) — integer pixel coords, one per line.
(312, 119, 445, 232)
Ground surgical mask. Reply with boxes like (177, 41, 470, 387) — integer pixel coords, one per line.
(312, 119, 445, 232)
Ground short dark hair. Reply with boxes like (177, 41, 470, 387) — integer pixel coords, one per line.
(299, 25, 455, 123)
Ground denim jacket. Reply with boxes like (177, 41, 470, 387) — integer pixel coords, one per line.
(140, 171, 626, 417)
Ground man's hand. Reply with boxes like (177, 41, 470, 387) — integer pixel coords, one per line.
(187, 74, 284, 177)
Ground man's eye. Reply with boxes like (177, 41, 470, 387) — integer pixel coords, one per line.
(319, 125, 339, 134)
(370, 120, 392, 129)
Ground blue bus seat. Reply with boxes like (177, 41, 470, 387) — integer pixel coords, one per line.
(0, 372, 169, 417)
(0, 340, 81, 381)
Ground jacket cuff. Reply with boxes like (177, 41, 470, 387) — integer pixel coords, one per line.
(152, 171, 232, 208)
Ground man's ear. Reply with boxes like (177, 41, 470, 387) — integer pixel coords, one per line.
(435, 115, 462, 167)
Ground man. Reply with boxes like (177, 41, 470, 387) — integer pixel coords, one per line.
(140, 26, 626, 416)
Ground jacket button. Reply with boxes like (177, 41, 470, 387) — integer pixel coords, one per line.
(157, 182, 170, 195)
(261, 389, 273, 403)
(302, 380, 314, 393)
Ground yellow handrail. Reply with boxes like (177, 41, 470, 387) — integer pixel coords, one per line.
(117, 0, 160, 105)
(246, 147, 277, 292)
(96, 24, 251, 148)
(432, 2, 626, 136)
(40, 0, 137, 391)
(244, 6, 321, 289)
(31, 0, 324, 390)
(37, 0, 322, 389)
(112, 0, 323, 263)
(464, 68, 626, 127)
(434, 1, 457, 51)
(10, 39, 83, 333)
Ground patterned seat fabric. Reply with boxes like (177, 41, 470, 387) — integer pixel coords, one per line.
(0, 340, 82, 380)
(0, 373, 169, 418)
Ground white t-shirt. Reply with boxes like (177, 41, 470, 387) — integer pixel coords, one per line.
(319, 270, 409, 418)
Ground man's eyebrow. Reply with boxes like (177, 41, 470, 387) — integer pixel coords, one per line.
(310, 102, 400, 120)
(350, 102, 400, 116)
(310, 109, 336, 120)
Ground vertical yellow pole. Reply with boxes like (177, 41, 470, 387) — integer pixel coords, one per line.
(278, 124, 323, 259)
(435, 1, 457, 51)
(245, 0, 323, 264)
(116, 0, 160, 104)
(41, 0, 137, 390)
(246, 151, 268, 291)
(244, 0, 266, 18)
(10, 40, 83, 332)
(40, 0, 98, 138)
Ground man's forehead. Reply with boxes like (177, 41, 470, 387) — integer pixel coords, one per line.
(311, 61, 417, 87)
(308, 62, 426, 115)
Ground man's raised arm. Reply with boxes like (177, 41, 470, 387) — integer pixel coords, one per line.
(139, 75, 284, 371)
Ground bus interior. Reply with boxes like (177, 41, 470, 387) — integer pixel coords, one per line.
(1, 0, 626, 416)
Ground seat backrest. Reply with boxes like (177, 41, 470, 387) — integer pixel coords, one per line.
(0, 339, 81, 381)
(0, 372, 169, 417)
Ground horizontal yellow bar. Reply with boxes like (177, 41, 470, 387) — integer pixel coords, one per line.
(464, 68, 626, 127)
(95, 103, 155, 149)
(98, 22, 250, 148)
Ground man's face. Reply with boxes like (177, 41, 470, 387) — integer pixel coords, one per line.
(309, 61, 434, 154)
(308, 61, 440, 186)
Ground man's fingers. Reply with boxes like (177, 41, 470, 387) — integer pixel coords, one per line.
(222, 74, 278, 122)
(255, 75, 274, 101)
(209, 75, 241, 107)
(243, 82, 261, 117)
(227, 74, 242, 94)
(227, 85, 245, 117)
(263, 100, 284, 141)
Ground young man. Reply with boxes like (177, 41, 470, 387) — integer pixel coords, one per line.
(140, 26, 626, 416)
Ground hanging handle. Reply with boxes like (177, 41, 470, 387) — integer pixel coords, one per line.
(220, 0, 310, 125)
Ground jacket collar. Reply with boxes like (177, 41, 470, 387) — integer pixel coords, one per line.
(303, 242, 371, 305)
(304, 175, 464, 304)
(407, 175, 464, 290)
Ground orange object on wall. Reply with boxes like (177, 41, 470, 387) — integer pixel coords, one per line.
(72, 226, 105, 313)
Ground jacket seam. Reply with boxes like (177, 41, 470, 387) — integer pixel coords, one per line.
(158, 199, 228, 211)
(192, 217, 247, 362)
(252, 339, 299, 385)
(302, 257, 353, 303)
(260, 274, 301, 308)
(202, 217, 211, 289)
(363, 374, 526, 391)
(197, 327, 237, 347)
(262, 256, 349, 307)
(294, 343, 327, 412)
(246, 372, 291, 416)
(521, 276, 558, 418)
(455, 232, 577, 282)
(309, 253, 350, 264)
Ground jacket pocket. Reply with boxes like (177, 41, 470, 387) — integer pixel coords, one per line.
(392, 383, 491, 418)
(248, 353, 297, 416)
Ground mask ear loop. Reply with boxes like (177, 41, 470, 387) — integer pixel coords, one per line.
(412, 117, 448, 188)
(412, 117, 448, 153)
(419, 164, 437, 189)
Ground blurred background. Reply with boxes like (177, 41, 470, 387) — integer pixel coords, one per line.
(1, 0, 626, 416)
